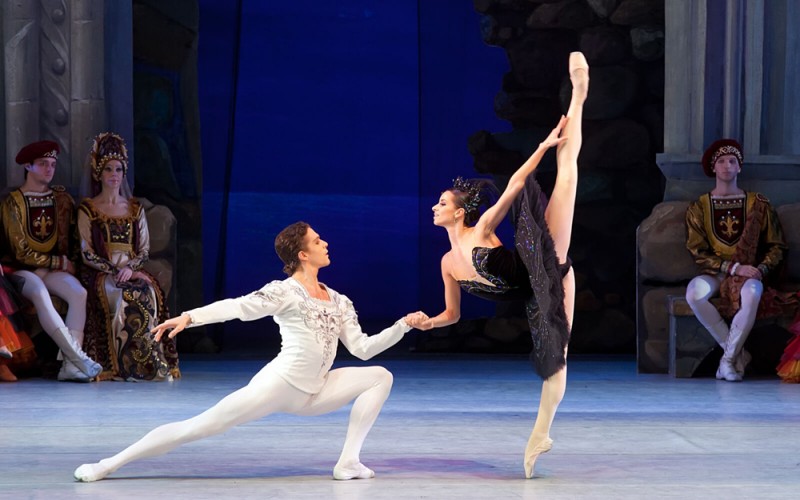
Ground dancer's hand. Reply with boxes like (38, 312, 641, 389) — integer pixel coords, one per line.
(734, 264, 762, 280)
(152, 314, 191, 341)
(63, 258, 76, 275)
(116, 266, 133, 283)
(539, 115, 569, 150)
(416, 316, 437, 331)
(404, 311, 430, 329)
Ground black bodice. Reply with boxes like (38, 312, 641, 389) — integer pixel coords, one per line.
(457, 246, 532, 302)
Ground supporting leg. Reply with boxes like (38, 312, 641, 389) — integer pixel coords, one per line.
(295, 366, 394, 480)
(524, 267, 574, 478)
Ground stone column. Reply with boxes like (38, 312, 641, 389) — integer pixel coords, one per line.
(3, 1, 41, 187)
(2, 0, 117, 192)
(40, 0, 73, 186)
(69, 0, 106, 189)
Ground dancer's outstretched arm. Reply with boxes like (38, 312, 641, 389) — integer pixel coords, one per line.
(418, 254, 462, 331)
(474, 116, 568, 236)
(152, 280, 292, 341)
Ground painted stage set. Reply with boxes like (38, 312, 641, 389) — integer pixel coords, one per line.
(2, 353, 798, 499)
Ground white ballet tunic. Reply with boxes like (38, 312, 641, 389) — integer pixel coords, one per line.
(185, 278, 410, 394)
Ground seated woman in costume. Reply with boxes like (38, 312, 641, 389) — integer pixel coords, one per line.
(77, 133, 179, 381)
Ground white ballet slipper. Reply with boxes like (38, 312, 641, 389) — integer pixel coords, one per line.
(333, 462, 375, 480)
(74, 463, 111, 482)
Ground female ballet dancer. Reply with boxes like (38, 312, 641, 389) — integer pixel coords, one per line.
(74, 222, 426, 482)
(419, 52, 588, 478)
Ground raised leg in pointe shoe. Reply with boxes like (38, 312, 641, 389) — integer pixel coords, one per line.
(422, 51, 587, 478)
(523, 52, 587, 478)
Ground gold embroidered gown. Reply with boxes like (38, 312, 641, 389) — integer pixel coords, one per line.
(77, 198, 179, 381)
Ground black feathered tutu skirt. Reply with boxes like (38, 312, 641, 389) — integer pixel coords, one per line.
(512, 175, 571, 380)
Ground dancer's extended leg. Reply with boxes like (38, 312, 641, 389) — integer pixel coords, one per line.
(524, 52, 587, 479)
(74, 368, 307, 482)
(295, 366, 394, 480)
(546, 52, 588, 262)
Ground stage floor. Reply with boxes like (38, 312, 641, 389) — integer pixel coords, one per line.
(2, 353, 799, 499)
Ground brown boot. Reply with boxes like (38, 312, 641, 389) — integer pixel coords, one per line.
(0, 364, 17, 382)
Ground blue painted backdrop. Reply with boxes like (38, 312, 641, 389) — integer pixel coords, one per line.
(198, 0, 509, 347)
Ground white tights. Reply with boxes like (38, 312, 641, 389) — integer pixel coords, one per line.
(13, 269, 86, 333)
(75, 365, 393, 481)
(685, 274, 763, 343)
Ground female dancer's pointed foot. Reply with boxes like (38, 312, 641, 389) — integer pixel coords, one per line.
(568, 51, 589, 100)
(524, 436, 553, 479)
(0, 364, 17, 382)
(0, 346, 12, 359)
(74, 462, 112, 482)
(333, 462, 375, 480)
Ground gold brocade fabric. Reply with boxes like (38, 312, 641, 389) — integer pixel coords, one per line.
(1, 187, 76, 270)
(686, 191, 796, 321)
(686, 192, 787, 276)
(77, 198, 179, 381)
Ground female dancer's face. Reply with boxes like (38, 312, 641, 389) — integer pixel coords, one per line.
(431, 191, 462, 227)
(100, 160, 125, 193)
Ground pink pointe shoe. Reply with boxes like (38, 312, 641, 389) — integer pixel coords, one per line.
(524, 436, 553, 478)
(568, 51, 589, 99)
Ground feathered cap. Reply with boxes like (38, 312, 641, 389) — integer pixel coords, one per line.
(90, 132, 128, 180)
(701, 139, 743, 177)
(16, 140, 59, 165)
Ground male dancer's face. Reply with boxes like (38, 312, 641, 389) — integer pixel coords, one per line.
(713, 154, 741, 183)
(26, 157, 57, 186)
(301, 228, 331, 269)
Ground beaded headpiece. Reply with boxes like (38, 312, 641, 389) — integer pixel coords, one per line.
(701, 139, 743, 177)
(90, 132, 128, 181)
(451, 177, 482, 215)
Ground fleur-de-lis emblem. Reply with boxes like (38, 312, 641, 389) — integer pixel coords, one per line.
(720, 212, 739, 238)
(33, 210, 53, 239)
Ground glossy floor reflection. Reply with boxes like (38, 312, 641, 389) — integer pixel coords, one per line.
(2, 353, 799, 499)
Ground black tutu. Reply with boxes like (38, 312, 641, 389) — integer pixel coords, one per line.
(512, 174, 571, 380)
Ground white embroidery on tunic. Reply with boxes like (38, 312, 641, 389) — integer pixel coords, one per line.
(295, 290, 340, 372)
(343, 297, 359, 326)
(253, 283, 287, 307)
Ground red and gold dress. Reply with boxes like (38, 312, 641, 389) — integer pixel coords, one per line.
(77, 198, 179, 381)
(0, 268, 35, 379)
